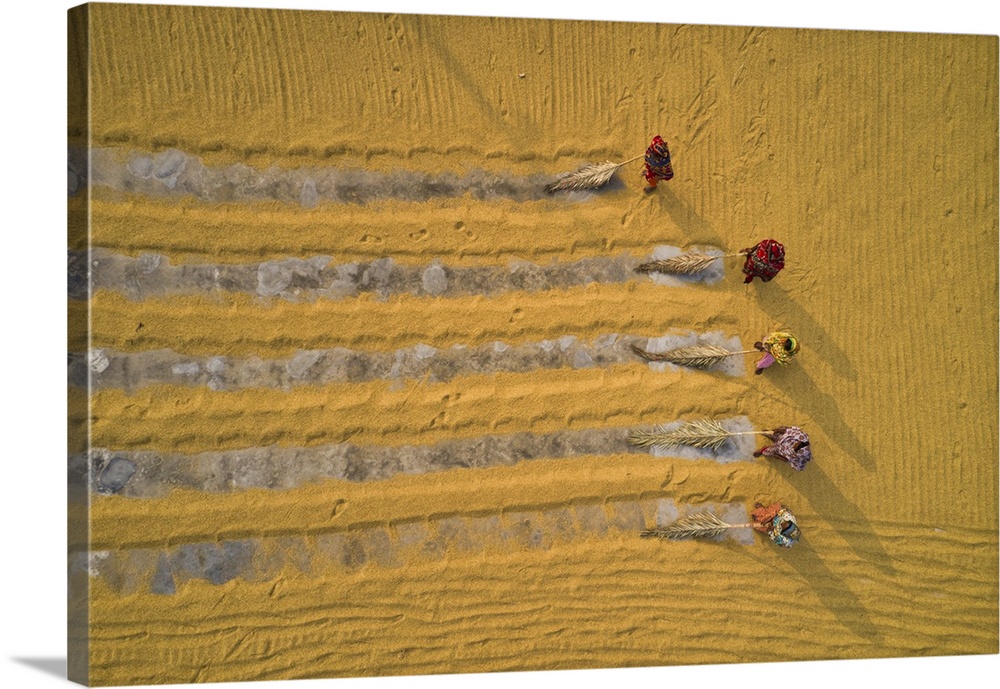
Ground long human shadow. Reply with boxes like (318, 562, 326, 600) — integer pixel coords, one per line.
(782, 540, 885, 643)
(737, 540, 883, 644)
(754, 280, 857, 381)
(655, 192, 859, 385)
(766, 364, 877, 471)
(423, 25, 545, 149)
(12, 657, 66, 679)
(657, 187, 727, 248)
(425, 34, 633, 201)
(777, 461, 897, 576)
(656, 180, 877, 469)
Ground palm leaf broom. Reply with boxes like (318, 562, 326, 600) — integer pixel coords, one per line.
(635, 251, 747, 276)
(641, 511, 752, 540)
(628, 418, 766, 452)
(629, 343, 757, 369)
(544, 154, 645, 193)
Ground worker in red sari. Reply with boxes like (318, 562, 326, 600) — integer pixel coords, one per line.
(642, 135, 674, 193)
(741, 239, 785, 283)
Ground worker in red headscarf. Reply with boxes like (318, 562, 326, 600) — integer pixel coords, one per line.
(642, 135, 674, 193)
(741, 239, 785, 283)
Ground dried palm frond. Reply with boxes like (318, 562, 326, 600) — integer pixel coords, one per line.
(635, 251, 746, 276)
(629, 343, 755, 369)
(544, 153, 644, 193)
(628, 418, 753, 452)
(641, 511, 749, 540)
(635, 253, 720, 275)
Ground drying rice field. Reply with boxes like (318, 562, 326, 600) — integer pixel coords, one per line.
(68, 5, 998, 685)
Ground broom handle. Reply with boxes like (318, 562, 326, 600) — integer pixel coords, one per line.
(616, 153, 647, 167)
(726, 349, 760, 357)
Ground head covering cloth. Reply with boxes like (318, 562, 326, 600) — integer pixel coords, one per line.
(762, 331, 800, 366)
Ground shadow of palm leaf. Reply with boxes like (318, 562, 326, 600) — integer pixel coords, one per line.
(769, 365, 877, 470)
(754, 280, 857, 380)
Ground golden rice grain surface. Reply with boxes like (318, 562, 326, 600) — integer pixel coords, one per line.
(70, 5, 998, 685)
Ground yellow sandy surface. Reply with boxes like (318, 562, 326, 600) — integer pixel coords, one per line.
(74, 283, 743, 357)
(71, 4, 998, 685)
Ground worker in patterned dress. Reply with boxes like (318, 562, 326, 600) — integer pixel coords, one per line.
(751, 502, 801, 547)
(741, 238, 785, 283)
(642, 135, 674, 193)
(754, 426, 813, 470)
(754, 331, 800, 375)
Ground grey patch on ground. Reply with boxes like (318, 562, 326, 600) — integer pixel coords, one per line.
(300, 178, 319, 208)
(74, 418, 753, 497)
(608, 501, 645, 532)
(539, 508, 578, 544)
(503, 512, 551, 550)
(359, 529, 396, 568)
(67, 453, 90, 492)
(314, 533, 347, 567)
(437, 517, 476, 552)
(96, 550, 158, 595)
(654, 498, 679, 528)
(76, 328, 743, 394)
(95, 457, 136, 494)
(205, 356, 226, 375)
(67, 250, 89, 299)
(171, 361, 201, 376)
(72, 248, 660, 304)
(67, 353, 89, 388)
(68, 149, 87, 197)
(83, 496, 755, 592)
(571, 349, 594, 369)
(257, 261, 293, 296)
(574, 504, 609, 537)
(167, 540, 257, 588)
(86, 146, 595, 205)
(150, 553, 176, 595)
(135, 253, 161, 275)
(152, 149, 187, 189)
(88, 349, 110, 374)
(421, 263, 448, 295)
(68, 551, 90, 576)
(256, 256, 331, 298)
(412, 343, 437, 360)
(126, 156, 154, 179)
(286, 350, 326, 380)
